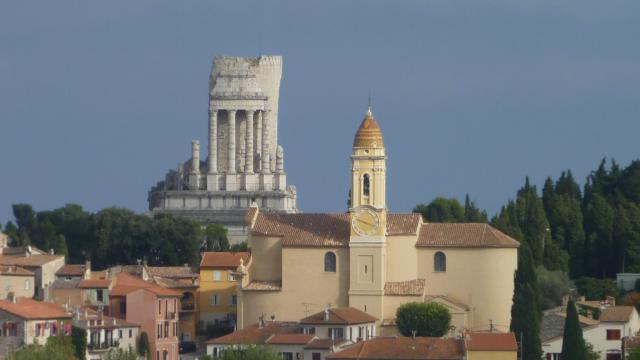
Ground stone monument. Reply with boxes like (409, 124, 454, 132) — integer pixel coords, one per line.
(148, 55, 298, 243)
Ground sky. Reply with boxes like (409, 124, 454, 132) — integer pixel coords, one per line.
(1, 0, 639, 224)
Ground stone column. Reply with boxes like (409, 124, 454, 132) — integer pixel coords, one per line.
(245, 110, 254, 174)
(256, 111, 262, 169)
(208, 108, 217, 174)
(191, 140, 200, 174)
(261, 109, 271, 174)
(228, 110, 237, 174)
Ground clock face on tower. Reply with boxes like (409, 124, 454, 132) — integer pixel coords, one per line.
(351, 207, 381, 236)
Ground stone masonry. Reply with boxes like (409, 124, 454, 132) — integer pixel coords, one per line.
(148, 55, 298, 243)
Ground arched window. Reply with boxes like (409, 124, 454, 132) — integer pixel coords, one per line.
(324, 252, 336, 272)
(434, 251, 446, 272)
(363, 174, 370, 197)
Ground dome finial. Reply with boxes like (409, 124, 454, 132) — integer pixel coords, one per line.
(366, 92, 373, 118)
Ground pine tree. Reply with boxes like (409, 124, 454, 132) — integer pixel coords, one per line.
(510, 244, 542, 360)
(561, 298, 588, 360)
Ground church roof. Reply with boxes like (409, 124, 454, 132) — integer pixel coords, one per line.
(384, 279, 426, 296)
(416, 223, 519, 248)
(353, 107, 384, 148)
(250, 213, 420, 247)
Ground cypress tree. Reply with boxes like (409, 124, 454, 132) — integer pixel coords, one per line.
(561, 298, 587, 360)
(510, 243, 542, 360)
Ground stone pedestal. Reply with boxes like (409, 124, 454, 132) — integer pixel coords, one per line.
(225, 173, 239, 191)
(188, 174, 200, 190)
(207, 174, 219, 191)
(275, 173, 286, 191)
(244, 174, 260, 191)
(260, 173, 273, 191)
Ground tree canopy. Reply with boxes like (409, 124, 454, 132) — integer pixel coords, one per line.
(413, 195, 487, 223)
(395, 302, 452, 337)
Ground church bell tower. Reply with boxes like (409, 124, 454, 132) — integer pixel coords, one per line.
(348, 105, 387, 322)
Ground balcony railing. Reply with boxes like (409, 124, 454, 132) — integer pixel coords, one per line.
(165, 312, 176, 320)
(88, 340, 120, 352)
(180, 303, 195, 312)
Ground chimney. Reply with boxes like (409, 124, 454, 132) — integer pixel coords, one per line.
(562, 295, 570, 306)
(324, 305, 330, 322)
(7, 292, 16, 304)
(606, 296, 616, 307)
(85, 260, 91, 279)
(49, 249, 55, 255)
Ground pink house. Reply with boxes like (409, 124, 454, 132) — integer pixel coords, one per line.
(110, 272, 181, 360)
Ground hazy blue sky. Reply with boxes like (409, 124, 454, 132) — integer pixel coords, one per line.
(1, 1, 639, 224)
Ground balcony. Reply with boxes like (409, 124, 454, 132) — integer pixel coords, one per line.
(180, 303, 195, 312)
(165, 312, 176, 320)
(88, 340, 119, 352)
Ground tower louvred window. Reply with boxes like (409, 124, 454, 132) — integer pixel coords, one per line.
(363, 174, 370, 196)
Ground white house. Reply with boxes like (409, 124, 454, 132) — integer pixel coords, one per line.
(72, 307, 140, 360)
(542, 306, 640, 360)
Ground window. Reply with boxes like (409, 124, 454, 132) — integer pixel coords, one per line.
(434, 251, 446, 272)
(174, 322, 178, 337)
(363, 174, 370, 197)
(129, 329, 133, 338)
(24, 280, 30, 290)
(281, 352, 293, 360)
(97, 289, 104, 302)
(304, 327, 315, 335)
(120, 301, 126, 315)
(118, 330, 122, 339)
(312, 353, 321, 360)
(210, 295, 219, 306)
(606, 329, 621, 340)
(213, 271, 221, 281)
(231, 295, 237, 305)
(227, 272, 235, 281)
(329, 327, 344, 340)
(157, 324, 161, 339)
(324, 252, 336, 272)
(164, 322, 169, 338)
(158, 300, 161, 314)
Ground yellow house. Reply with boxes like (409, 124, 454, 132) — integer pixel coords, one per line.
(199, 252, 250, 327)
(464, 332, 518, 360)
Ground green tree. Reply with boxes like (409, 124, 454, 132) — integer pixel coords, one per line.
(537, 266, 571, 310)
(219, 346, 285, 360)
(395, 302, 452, 337)
(71, 326, 87, 360)
(138, 331, 150, 358)
(413, 198, 465, 223)
(463, 194, 488, 222)
(561, 298, 588, 360)
(574, 277, 619, 300)
(230, 241, 249, 252)
(628, 347, 640, 360)
(8, 334, 77, 360)
(202, 224, 230, 252)
(103, 348, 138, 360)
(510, 244, 542, 360)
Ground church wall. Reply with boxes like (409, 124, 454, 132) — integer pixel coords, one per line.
(248, 236, 282, 281)
(385, 235, 418, 282)
(238, 247, 349, 329)
(416, 248, 517, 333)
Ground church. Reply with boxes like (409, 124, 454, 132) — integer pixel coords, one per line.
(235, 107, 520, 335)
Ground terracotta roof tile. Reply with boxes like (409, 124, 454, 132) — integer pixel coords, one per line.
(110, 272, 155, 296)
(424, 295, 469, 311)
(200, 252, 250, 268)
(243, 280, 281, 291)
(300, 307, 378, 325)
(0, 297, 71, 320)
(207, 321, 300, 344)
(266, 334, 315, 345)
(384, 279, 425, 296)
(56, 264, 87, 277)
(328, 337, 464, 359)
(250, 213, 419, 247)
(146, 266, 198, 278)
(0, 254, 64, 267)
(417, 223, 520, 248)
(78, 279, 111, 289)
(0, 265, 34, 276)
(465, 332, 518, 351)
(76, 307, 140, 329)
(600, 306, 635, 323)
(624, 336, 640, 350)
(138, 286, 181, 297)
(305, 338, 349, 350)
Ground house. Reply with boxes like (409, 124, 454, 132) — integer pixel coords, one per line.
(146, 265, 199, 342)
(542, 305, 640, 360)
(0, 247, 65, 300)
(617, 273, 640, 291)
(464, 331, 518, 360)
(0, 266, 35, 300)
(109, 272, 181, 360)
(72, 307, 140, 360)
(207, 307, 376, 360)
(199, 252, 250, 328)
(0, 296, 72, 358)
(299, 307, 377, 343)
(50, 262, 112, 309)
